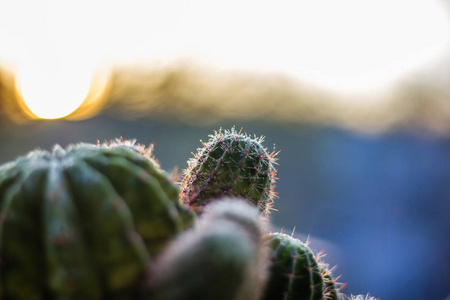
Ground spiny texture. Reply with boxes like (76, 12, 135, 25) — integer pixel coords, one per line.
(345, 295, 379, 300)
(318, 261, 340, 300)
(145, 198, 268, 300)
(180, 128, 278, 215)
(0, 140, 195, 300)
(262, 233, 339, 300)
(100, 137, 159, 167)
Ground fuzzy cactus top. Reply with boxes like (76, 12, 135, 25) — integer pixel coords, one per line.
(180, 128, 278, 216)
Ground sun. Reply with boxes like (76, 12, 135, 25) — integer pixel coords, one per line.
(0, 1, 107, 120)
(16, 59, 96, 120)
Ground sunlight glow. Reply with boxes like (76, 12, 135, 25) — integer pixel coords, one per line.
(16, 60, 95, 120)
(0, 1, 106, 120)
(176, 0, 450, 96)
(0, 0, 449, 118)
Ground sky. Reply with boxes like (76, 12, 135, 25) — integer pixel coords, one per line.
(0, 0, 449, 119)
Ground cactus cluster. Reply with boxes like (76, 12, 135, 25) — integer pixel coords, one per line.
(0, 129, 377, 300)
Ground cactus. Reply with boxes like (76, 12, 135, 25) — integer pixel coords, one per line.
(261, 232, 340, 300)
(144, 199, 268, 300)
(0, 131, 377, 300)
(320, 265, 340, 300)
(180, 127, 279, 215)
(0, 139, 194, 299)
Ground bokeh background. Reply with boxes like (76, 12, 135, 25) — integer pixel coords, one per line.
(1, 1, 450, 299)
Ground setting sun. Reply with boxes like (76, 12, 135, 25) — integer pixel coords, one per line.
(16, 60, 95, 120)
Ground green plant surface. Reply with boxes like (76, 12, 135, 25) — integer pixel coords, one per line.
(0, 139, 194, 299)
(181, 128, 278, 216)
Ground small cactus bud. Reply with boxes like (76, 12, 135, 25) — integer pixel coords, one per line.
(261, 232, 341, 300)
(181, 127, 279, 216)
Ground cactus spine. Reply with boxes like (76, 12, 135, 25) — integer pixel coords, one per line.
(181, 128, 278, 215)
(320, 266, 339, 300)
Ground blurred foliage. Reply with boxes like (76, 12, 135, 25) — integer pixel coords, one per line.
(1, 62, 450, 135)
(107, 62, 450, 135)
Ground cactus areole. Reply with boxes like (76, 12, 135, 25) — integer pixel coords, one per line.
(181, 128, 278, 215)
(0, 139, 195, 300)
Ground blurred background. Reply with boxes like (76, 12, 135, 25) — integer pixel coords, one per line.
(1, 1, 450, 299)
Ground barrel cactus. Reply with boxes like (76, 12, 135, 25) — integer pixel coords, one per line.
(180, 127, 279, 215)
(0, 139, 195, 299)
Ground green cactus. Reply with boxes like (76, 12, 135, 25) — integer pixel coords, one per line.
(180, 127, 279, 215)
(144, 198, 268, 300)
(262, 232, 340, 300)
(0, 139, 195, 299)
(0, 132, 377, 300)
(319, 262, 340, 300)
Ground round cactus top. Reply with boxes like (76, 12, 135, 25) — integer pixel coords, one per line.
(0, 138, 195, 299)
(263, 232, 340, 300)
(180, 127, 279, 216)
